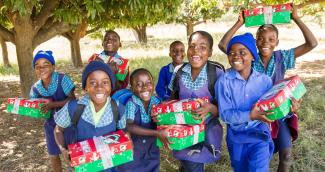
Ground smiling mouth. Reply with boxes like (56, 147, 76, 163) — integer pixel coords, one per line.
(233, 61, 243, 65)
(95, 93, 105, 99)
(191, 55, 201, 62)
(140, 91, 150, 97)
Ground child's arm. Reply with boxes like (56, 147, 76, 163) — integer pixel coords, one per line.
(126, 122, 170, 148)
(54, 125, 70, 163)
(218, 12, 244, 54)
(41, 91, 75, 113)
(192, 100, 218, 119)
(291, 5, 318, 58)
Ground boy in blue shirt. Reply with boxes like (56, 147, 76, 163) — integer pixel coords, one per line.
(216, 33, 274, 172)
(156, 41, 185, 100)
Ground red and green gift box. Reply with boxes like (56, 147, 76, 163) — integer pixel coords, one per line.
(152, 97, 210, 125)
(68, 130, 133, 172)
(6, 98, 51, 119)
(257, 75, 306, 120)
(157, 123, 205, 150)
(244, 3, 292, 27)
(109, 56, 129, 81)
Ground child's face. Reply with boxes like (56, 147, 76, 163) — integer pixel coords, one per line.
(34, 58, 55, 81)
(187, 34, 212, 69)
(228, 43, 253, 73)
(256, 29, 279, 58)
(170, 43, 185, 66)
(86, 70, 112, 109)
(102, 32, 121, 52)
(131, 73, 153, 102)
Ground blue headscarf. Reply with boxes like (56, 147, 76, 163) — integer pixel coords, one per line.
(227, 33, 259, 61)
(32, 50, 55, 68)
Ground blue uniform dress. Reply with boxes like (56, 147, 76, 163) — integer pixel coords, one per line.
(30, 71, 75, 155)
(168, 63, 224, 172)
(155, 63, 174, 100)
(253, 49, 296, 152)
(54, 95, 126, 172)
(216, 68, 274, 172)
(118, 95, 161, 172)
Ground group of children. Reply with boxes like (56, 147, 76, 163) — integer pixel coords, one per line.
(29, 5, 317, 172)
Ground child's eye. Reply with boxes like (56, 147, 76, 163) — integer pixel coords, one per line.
(89, 81, 97, 87)
(136, 82, 143, 87)
(102, 81, 110, 86)
(239, 51, 247, 56)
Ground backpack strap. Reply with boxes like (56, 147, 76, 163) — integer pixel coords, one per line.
(111, 99, 119, 124)
(71, 103, 86, 128)
(171, 63, 187, 99)
(207, 60, 225, 104)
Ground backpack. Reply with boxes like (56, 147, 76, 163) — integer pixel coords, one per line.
(64, 99, 119, 146)
(171, 60, 225, 104)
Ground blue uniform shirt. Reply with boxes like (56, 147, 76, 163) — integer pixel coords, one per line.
(216, 68, 272, 132)
(155, 63, 174, 100)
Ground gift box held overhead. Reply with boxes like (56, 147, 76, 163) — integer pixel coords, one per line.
(68, 130, 133, 172)
(152, 97, 210, 125)
(257, 75, 306, 120)
(109, 56, 129, 81)
(244, 3, 292, 27)
(157, 124, 205, 150)
(7, 98, 51, 119)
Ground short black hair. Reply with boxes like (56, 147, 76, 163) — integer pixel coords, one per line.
(169, 40, 184, 50)
(103, 30, 120, 41)
(188, 31, 213, 49)
(130, 68, 153, 86)
(256, 24, 279, 37)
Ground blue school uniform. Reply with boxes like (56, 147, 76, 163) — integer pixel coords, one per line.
(55, 95, 125, 172)
(217, 68, 274, 172)
(30, 71, 75, 155)
(156, 63, 174, 100)
(169, 63, 224, 172)
(253, 49, 297, 152)
(118, 95, 161, 172)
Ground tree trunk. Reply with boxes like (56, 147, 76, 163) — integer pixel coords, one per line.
(0, 37, 10, 67)
(186, 21, 194, 37)
(70, 36, 83, 67)
(133, 24, 147, 44)
(15, 30, 35, 97)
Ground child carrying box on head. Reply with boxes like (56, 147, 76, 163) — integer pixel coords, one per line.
(30, 50, 75, 172)
(54, 61, 126, 172)
(216, 33, 274, 172)
(167, 31, 225, 172)
(156, 41, 185, 100)
(117, 68, 170, 172)
(89, 30, 130, 94)
(218, 5, 317, 171)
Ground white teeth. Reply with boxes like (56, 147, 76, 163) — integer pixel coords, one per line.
(141, 92, 150, 97)
(262, 48, 269, 51)
(192, 56, 201, 61)
(95, 94, 105, 99)
(234, 61, 242, 65)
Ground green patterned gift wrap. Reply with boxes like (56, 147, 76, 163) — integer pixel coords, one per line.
(257, 75, 306, 120)
(157, 124, 205, 150)
(244, 3, 292, 27)
(7, 98, 51, 119)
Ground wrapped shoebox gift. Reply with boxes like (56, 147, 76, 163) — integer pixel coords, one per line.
(257, 75, 306, 120)
(68, 130, 133, 172)
(152, 97, 210, 125)
(157, 124, 205, 150)
(7, 98, 51, 119)
(244, 3, 292, 27)
(109, 56, 129, 81)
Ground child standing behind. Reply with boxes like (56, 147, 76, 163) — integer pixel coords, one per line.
(89, 30, 130, 94)
(218, 5, 317, 171)
(118, 68, 170, 172)
(168, 31, 224, 172)
(30, 50, 75, 172)
(217, 33, 274, 172)
(156, 41, 185, 100)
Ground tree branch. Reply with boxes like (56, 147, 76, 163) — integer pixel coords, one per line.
(297, 0, 325, 8)
(33, 22, 72, 48)
(193, 20, 206, 26)
(0, 25, 14, 43)
(86, 26, 100, 35)
(34, 0, 59, 32)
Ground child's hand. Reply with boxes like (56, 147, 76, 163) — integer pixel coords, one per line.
(249, 104, 274, 124)
(291, 4, 299, 20)
(59, 146, 71, 165)
(192, 99, 214, 120)
(237, 11, 245, 25)
(290, 97, 302, 114)
(108, 61, 118, 74)
(151, 110, 160, 123)
(156, 131, 171, 149)
(41, 102, 54, 114)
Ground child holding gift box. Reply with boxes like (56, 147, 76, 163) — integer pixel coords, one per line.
(156, 41, 185, 100)
(216, 33, 274, 172)
(218, 5, 317, 172)
(89, 30, 130, 95)
(166, 31, 224, 172)
(30, 50, 75, 172)
(54, 61, 126, 172)
(118, 68, 170, 172)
